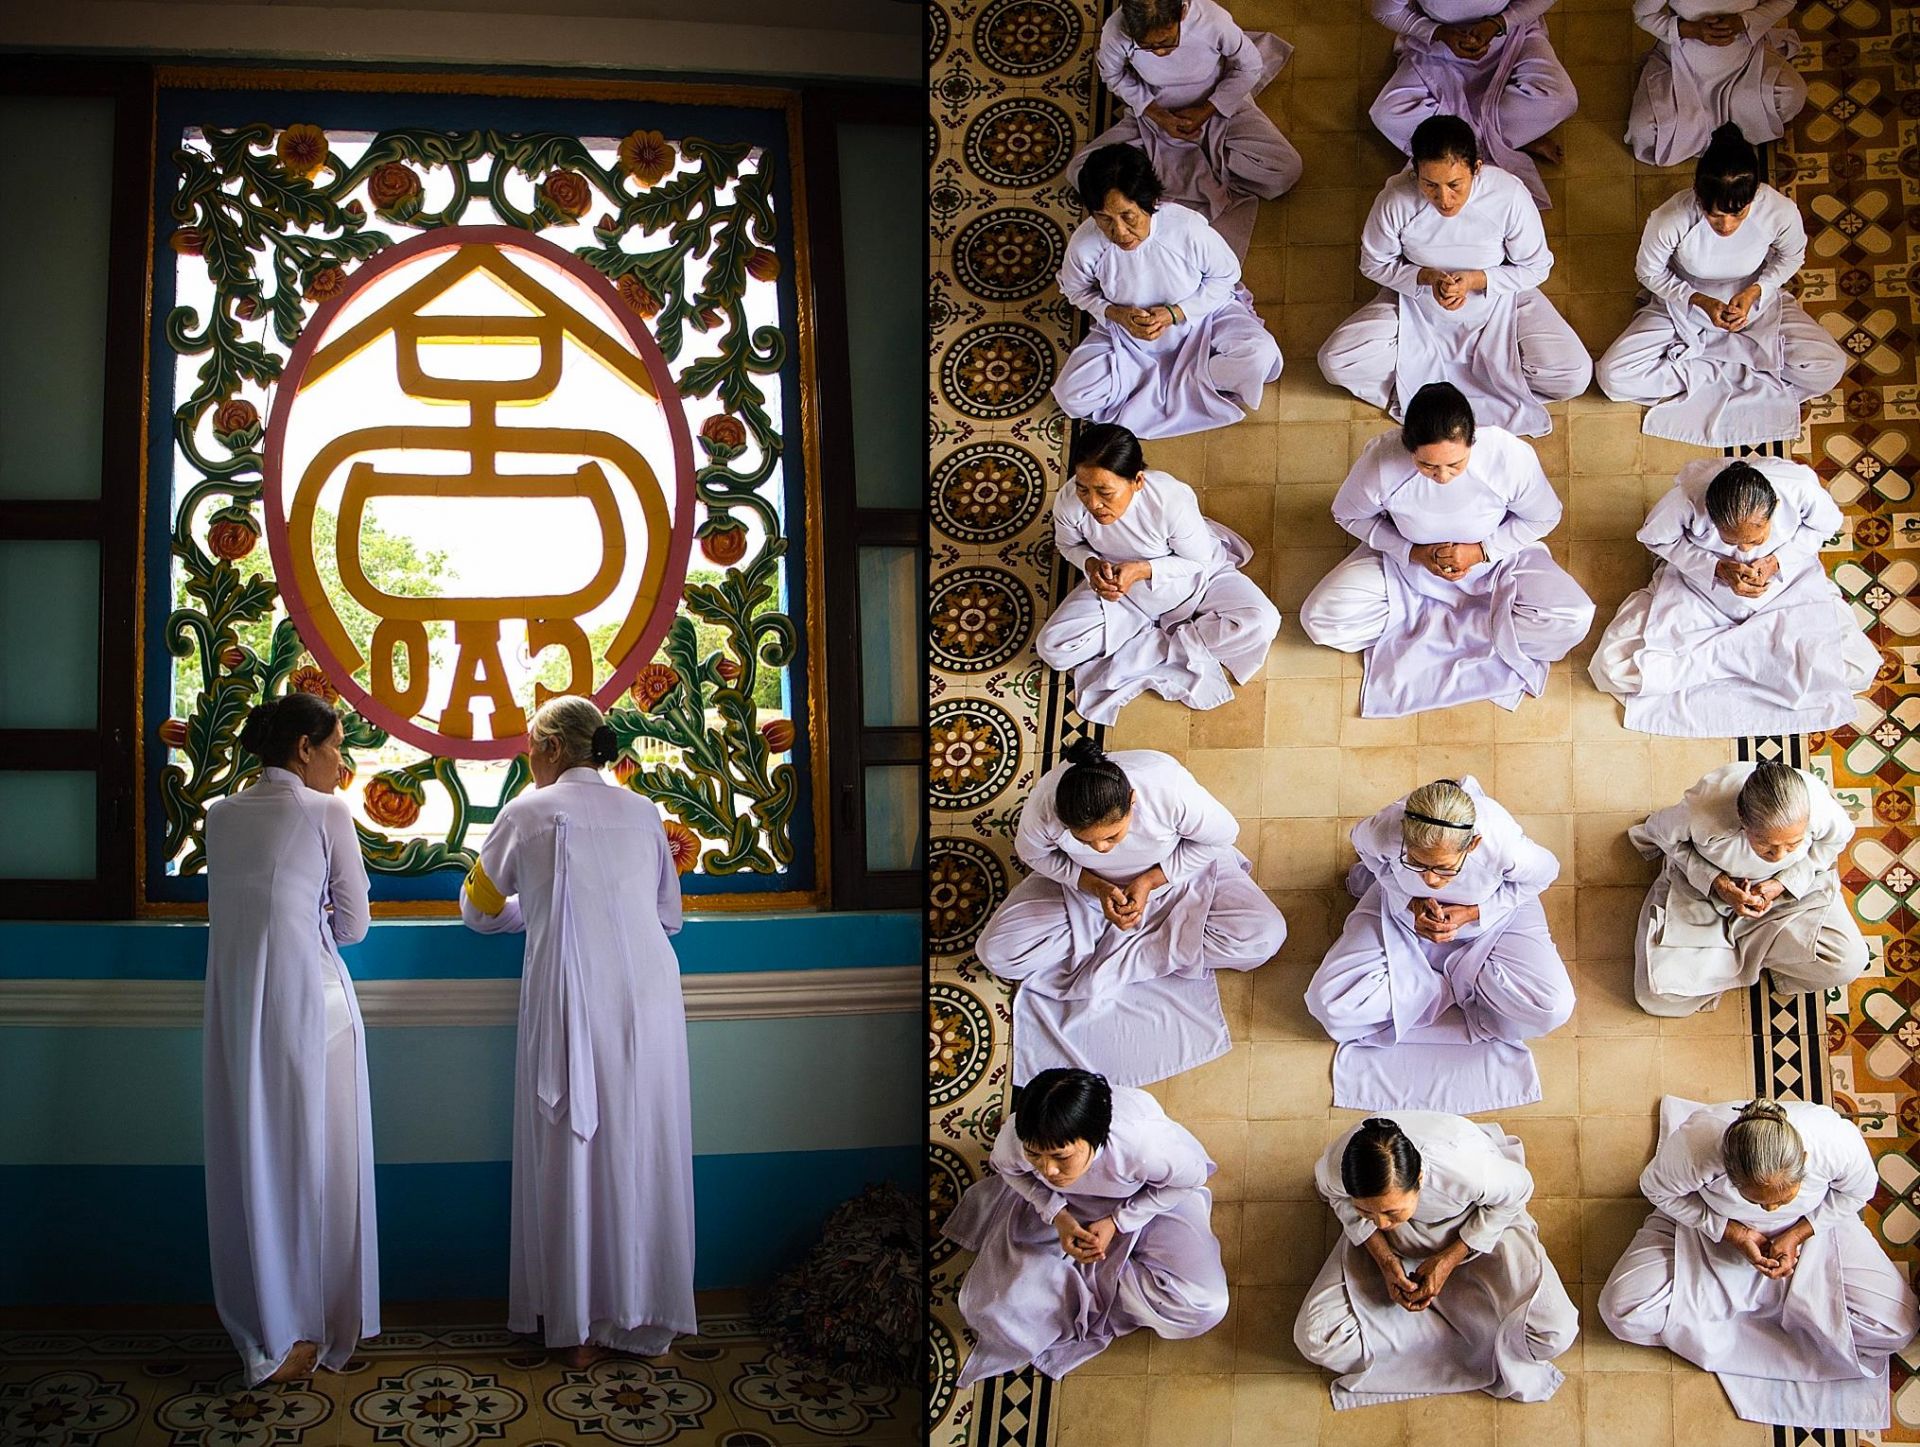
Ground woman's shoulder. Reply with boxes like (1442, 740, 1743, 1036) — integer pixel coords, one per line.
(1142, 469, 1198, 508)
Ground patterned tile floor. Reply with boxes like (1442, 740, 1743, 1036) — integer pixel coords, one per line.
(928, 0, 1918, 1444)
(0, 1303, 915, 1447)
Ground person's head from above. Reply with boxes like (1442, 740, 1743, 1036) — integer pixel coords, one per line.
(1410, 114, 1482, 218)
(1077, 144, 1162, 251)
(1722, 1098, 1806, 1210)
(527, 694, 619, 788)
(1069, 424, 1149, 525)
(1119, 0, 1186, 53)
(1401, 381, 1476, 483)
(1015, 1068, 1114, 1188)
(1398, 777, 1481, 884)
(1705, 460, 1778, 551)
(240, 691, 344, 794)
(1695, 123, 1761, 236)
(1735, 762, 1810, 864)
(1343, 1117, 1424, 1229)
(1057, 737, 1135, 852)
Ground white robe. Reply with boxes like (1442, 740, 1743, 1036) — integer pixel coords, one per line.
(1627, 0, 1806, 166)
(1600, 1097, 1918, 1429)
(1036, 469, 1281, 723)
(1319, 165, 1591, 438)
(1053, 202, 1283, 438)
(1597, 187, 1846, 446)
(461, 765, 697, 1353)
(1626, 761, 1868, 1013)
(204, 766, 377, 1385)
(1297, 1111, 1577, 1407)
(1591, 457, 1880, 737)
(1299, 427, 1594, 718)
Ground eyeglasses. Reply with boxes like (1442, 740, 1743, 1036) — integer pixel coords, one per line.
(1399, 844, 1475, 879)
(1136, 27, 1181, 54)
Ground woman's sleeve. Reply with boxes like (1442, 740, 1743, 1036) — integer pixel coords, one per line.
(1766, 474, 1840, 582)
(1096, 23, 1157, 116)
(653, 810, 685, 938)
(1161, 769, 1240, 885)
(460, 808, 525, 935)
(1057, 238, 1108, 318)
(1637, 478, 1727, 592)
(1331, 450, 1416, 563)
(1206, 7, 1265, 117)
(1488, 190, 1552, 296)
(1641, 1115, 1729, 1241)
(1111, 1126, 1213, 1232)
(1370, 0, 1439, 43)
(1634, 0, 1681, 43)
(1170, 218, 1241, 323)
(1457, 1146, 1535, 1254)
(1480, 440, 1562, 561)
(1752, 193, 1807, 299)
(1357, 186, 1423, 296)
(1054, 492, 1097, 573)
(1629, 796, 1726, 898)
(1144, 485, 1217, 593)
(1634, 202, 1695, 309)
(1807, 1114, 1876, 1234)
(1014, 786, 1081, 888)
(323, 798, 371, 946)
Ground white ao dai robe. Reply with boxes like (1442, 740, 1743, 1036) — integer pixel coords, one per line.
(945, 1086, 1226, 1385)
(1318, 165, 1591, 438)
(1625, 761, 1869, 1015)
(461, 766, 697, 1353)
(1035, 469, 1281, 723)
(1597, 186, 1846, 445)
(1296, 1111, 1577, 1407)
(1627, 0, 1808, 166)
(1600, 1097, 1917, 1429)
(1368, 0, 1577, 209)
(203, 767, 378, 1384)
(1073, 0, 1301, 259)
(1299, 427, 1594, 718)
(1053, 202, 1283, 438)
(1304, 778, 1573, 1113)
(1591, 457, 1880, 737)
(977, 749, 1286, 1086)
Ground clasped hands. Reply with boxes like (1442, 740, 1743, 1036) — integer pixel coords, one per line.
(1087, 557, 1154, 601)
(1713, 551, 1778, 598)
(1723, 1219, 1810, 1279)
(1712, 872, 1786, 919)
(1408, 540, 1487, 582)
(1692, 283, 1764, 333)
(1054, 1209, 1119, 1264)
(1145, 99, 1218, 142)
(1436, 17, 1502, 60)
(1369, 1232, 1467, 1312)
(1082, 864, 1166, 931)
(1409, 895, 1480, 943)
(1416, 266, 1488, 312)
(1678, 12, 1748, 45)
(1105, 301, 1182, 341)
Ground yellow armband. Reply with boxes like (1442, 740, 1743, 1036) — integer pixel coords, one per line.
(464, 859, 506, 917)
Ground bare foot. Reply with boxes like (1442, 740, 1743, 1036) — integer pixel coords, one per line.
(265, 1341, 319, 1383)
(1520, 135, 1564, 166)
(557, 1345, 614, 1370)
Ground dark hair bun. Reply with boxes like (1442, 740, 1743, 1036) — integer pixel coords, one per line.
(238, 699, 280, 755)
(590, 724, 619, 766)
(1062, 737, 1107, 768)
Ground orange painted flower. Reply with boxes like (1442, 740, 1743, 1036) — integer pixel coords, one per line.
(700, 524, 748, 566)
(616, 274, 661, 320)
(305, 266, 349, 303)
(539, 169, 593, 219)
(760, 718, 795, 753)
(289, 666, 339, 703)
(699, 414, 747, 462)
(745, 249, 780, 283)
(277, 124, 330, 180)
(213, 399, 260, 445)
(662, 818, 701, 874)
(629, 661, 680, 711)
(618, 130, 676, 187)
(611, 754, 640, 787)
(363, 773, 423, 829)
(367, 162, 424, 220)
(206, 507, 259, 561)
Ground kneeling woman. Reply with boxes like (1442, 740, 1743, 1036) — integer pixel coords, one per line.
(1305, 777, 1572, 1113)
(205, 692, 375, 1384)
(1591, 457, 1880, 738)
(1299, 380, 1593, 719)
(1296, 1114, 1577, 1409)
(945, 1069, 1227, 1387)
(1627, 760, 1868, 1017)
(1036, 422, 1281, 724)
(978, 740, 1286, 1086)
(1052, 142, 1283, 438)
(1597, 125, 1846, 447)
(461, 697, 696, 1366)
(1601, 1098, 1917, 1430)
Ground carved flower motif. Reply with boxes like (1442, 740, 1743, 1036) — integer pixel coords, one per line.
(276, 124, 330, 179)
(699, 413, 747, 462)
(213, 399, 261, 447)
(746, 249, 780, 283)
(305, 266, 349, 303)
(700, 524, 748, 566)
(363, 774, 423, 829)
(611, 754, 640, 787)
(629, 662, 680, 711)
(367, 162, 424, 220)
(618, 129, 677, 187)
(289, 666, 339, 703)
(616, 274, 661, 320)
(539, 169, 593, 219)
(662, 819, 701, 874)
(169, 226, 205, 256)
(207, 506, 260, 561)
(158, 718, 189, 750)
(760, 718, 795, 753)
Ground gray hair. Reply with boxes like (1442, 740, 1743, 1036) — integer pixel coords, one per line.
(1400, 778, 1477, 853)
(1704, 461, 1777, 533)
(1723, 1099, 1807, 1192)
(1735, 763, 1810, 835)
(1120, 0, 1182, 38)
(529, 695, 613, 771)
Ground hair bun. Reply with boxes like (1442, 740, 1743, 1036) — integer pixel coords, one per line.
(1062, 737, 1107, 768)
(238, 698, 280, 754)
(590, 724, 619, 766)
(1737, 1098, 1789, 1123)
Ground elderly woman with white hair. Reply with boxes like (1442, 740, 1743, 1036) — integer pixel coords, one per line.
(1305, 776, 1573, 1114)
(1601, 1097, 1917, 1430)
(1627, 760, 1868, 1017)
(461, 696, 696, 1365)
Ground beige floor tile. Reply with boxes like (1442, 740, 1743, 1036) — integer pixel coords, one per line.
(1161, 1046, 1251, 1121)
(1334, 745, 1419, 816)
(1574, 812, 1657, 886)
(1262, 746, 1344, 817)
(1271, 483, 1349, 552)
(1264, 629, 1344, 679)
(1657, 1035, 1752, 1103)
(1417, 699, 1497, 743)
(1569, 473, 1650, 540)
(1493, 742, 1575, 814)
(1670, 1368, 1773, 1446)
(1270, 546, 1351, 612)
(1573, 960, 1659, 1038)
(1056, 1371, 1150, 1447)
(1252, 955, 1328, 1041)
(1578, 1035, 1661, 1115)
(1107, 692, 1192, 753)
(1242, 1201, 1334, 1287)
(1338, 677, 1420, 748)
(1585, 1370, 1675, 1438)
(1569, 538, 1654, 612)
(1222, 969, 1256, 1042)
(1317, 1394, 1407, 1446)
(1192, 748, 1269, 820)
(1491, 671, 1572, 742)
(1192, 688, 1272, 752)
(1646, 736, 1735, 802)
(1511, 1033, 1580, 1115)
(1246, 1119, 1332, 1199)
(1148, 1306, 1240, 1377)
(1196, 1118, 1252, 1203)
(1532, 1196, 1583, 1276)
(1571, 739, 1652, 813)
(1228, 1370, 1324, 1440)
(1579, 1114, 1660, 1197)
(1491, 1374, 1584, 1446)
(1510, 1115, 1580, 1196)
(1576, 886, 1646, 963)
(1264, 677, 1342, 748)
(1572, 676, 1628, 741)
(1415, 742, 1498, 790)
(1206, 424, 1280, 485)
(1582, 1197, 1653, 1285)
(1247, 1041, 1336, 1116)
